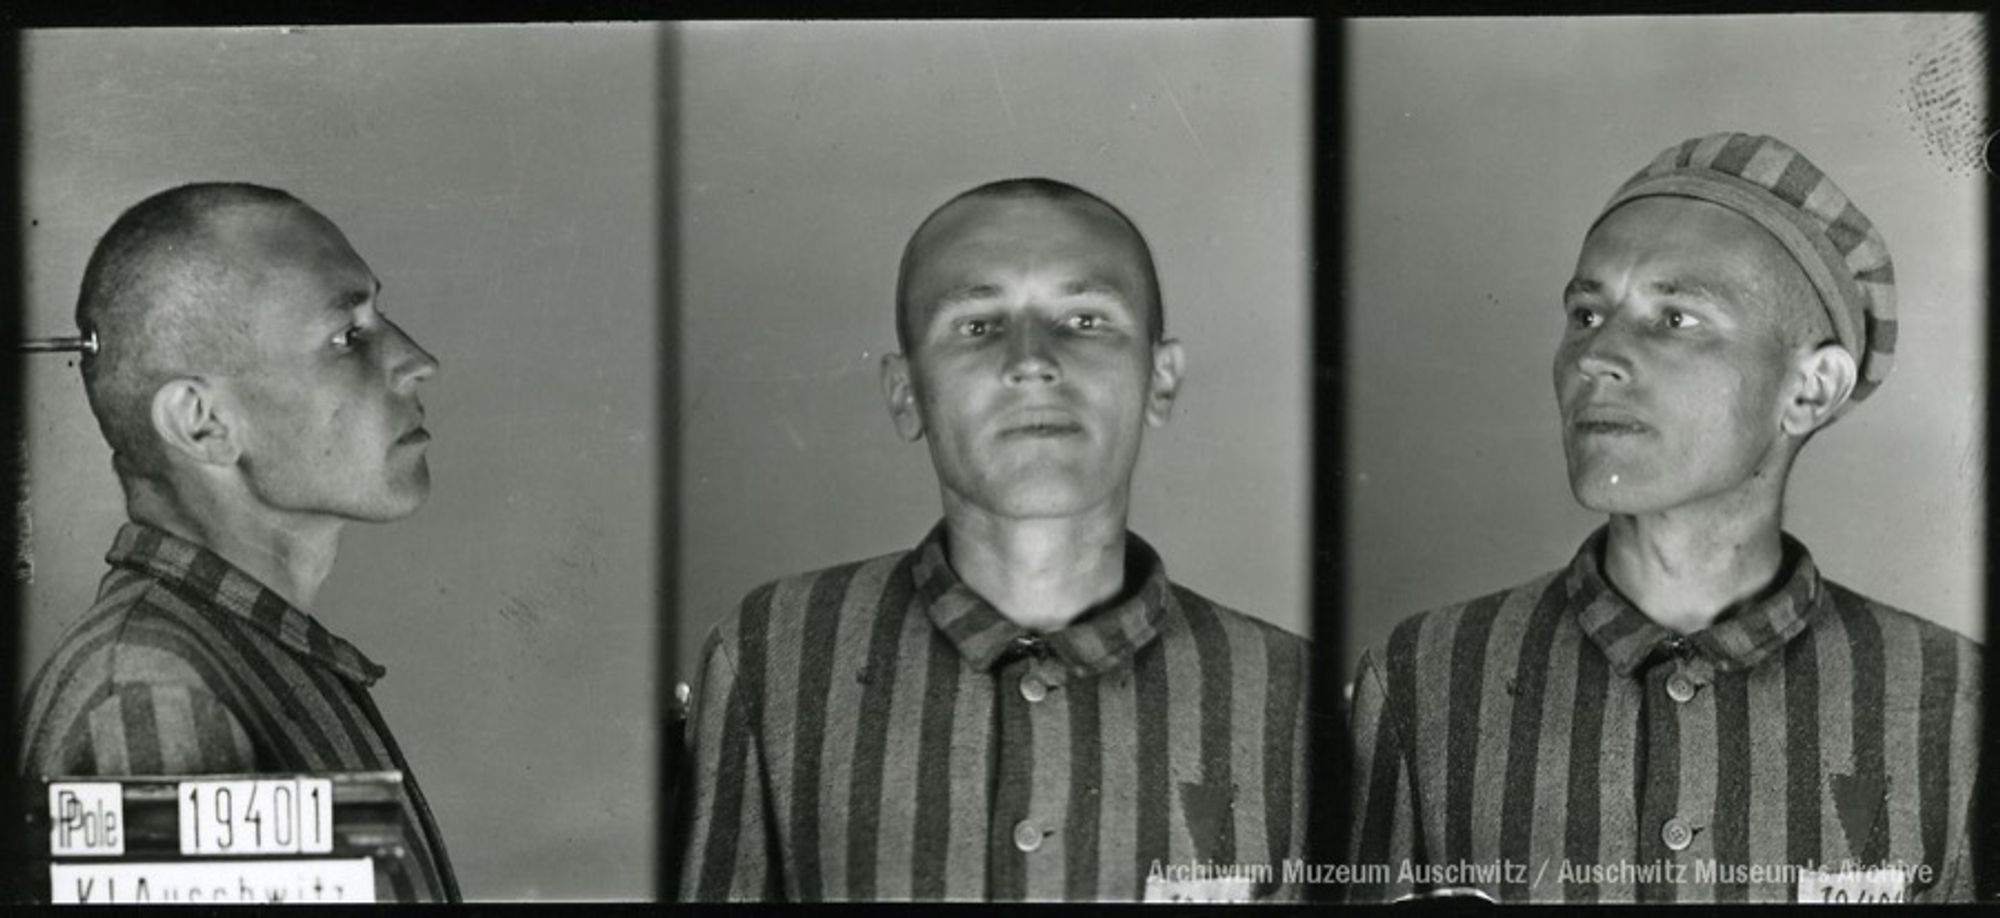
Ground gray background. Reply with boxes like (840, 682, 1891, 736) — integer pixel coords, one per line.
(17, 26, 658, 899)
(675, 21, 1312, 685)
(1345, 14, 1987, 678)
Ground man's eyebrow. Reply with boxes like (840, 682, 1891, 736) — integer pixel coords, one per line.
(327, 279, 383, 314)
(1059, 278, 1129, 300)
(935, 283, 1003, 307)
(930, 277, 1133, 311)
(1562, 276, 1740, 306)
(1645, 276, 1738, 305)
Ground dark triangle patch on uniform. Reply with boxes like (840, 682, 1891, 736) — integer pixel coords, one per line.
(1178, 780, 1234, 863)
(1828, 771, 1886, 861)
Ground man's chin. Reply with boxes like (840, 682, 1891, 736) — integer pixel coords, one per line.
(341, 503, 424, 525)
(1568, 475, 1668, 516)
(956, 476, 1118, 520)
(352, 478, 431, 523)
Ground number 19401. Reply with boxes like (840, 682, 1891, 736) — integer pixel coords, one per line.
(178, 779, 334, 856)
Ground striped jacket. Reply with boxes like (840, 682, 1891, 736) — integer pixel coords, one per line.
(16, 523, 459, 902)
(1348, 527, 1981, 903)
(678, 524, 1313, 901)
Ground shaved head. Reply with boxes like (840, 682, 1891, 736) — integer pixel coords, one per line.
(76, 182, 308, 480)
(894, 178, 1163, 354)
(1763, 239, 1836, 352)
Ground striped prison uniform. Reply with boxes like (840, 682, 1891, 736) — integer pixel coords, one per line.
(678, 523, 1313, 901)
(16, 523, 459, 902)
(1347, 527, 1981, 903)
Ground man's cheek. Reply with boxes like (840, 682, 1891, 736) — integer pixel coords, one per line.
(316, 404, 352, 458)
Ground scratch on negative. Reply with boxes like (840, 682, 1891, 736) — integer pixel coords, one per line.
(1155, 70, 1212, 168)
(978, 30, 1017, 129)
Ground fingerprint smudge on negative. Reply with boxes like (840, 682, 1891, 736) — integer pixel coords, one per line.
(1901, 13, 1990, 177)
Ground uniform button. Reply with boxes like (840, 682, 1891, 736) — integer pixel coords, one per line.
(1662, 817, 1693, 851)
(1666, 673, 1697, 703)
(1020, 674, 1049, 703)
(1013, 819, 1044, 852)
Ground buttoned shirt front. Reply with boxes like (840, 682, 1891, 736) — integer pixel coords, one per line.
(17, 523, 459, 902)
(1347, 528, 1980, 903)
(679, 523, 1313, 901)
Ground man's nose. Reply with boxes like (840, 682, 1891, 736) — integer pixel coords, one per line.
(1571, 320, 1633, 384)
(1002, 322, 1059, 386)
(385, 318, 440, 389)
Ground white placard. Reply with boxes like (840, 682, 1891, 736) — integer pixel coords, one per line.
(1797, 866, 1907, 903)
(47, 783, 125, 857)
(50, 858, 375, 904)
(178, 778, 334, 856)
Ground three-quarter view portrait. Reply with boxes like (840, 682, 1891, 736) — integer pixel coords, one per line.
(4, 12, 1989, 907)
(1343, 14, 1986, 905)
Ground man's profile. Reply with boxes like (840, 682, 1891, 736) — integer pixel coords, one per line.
(1345, 133, 1980, 904)
(14, 183, 458, 901)
(677, 178, 1312, 902)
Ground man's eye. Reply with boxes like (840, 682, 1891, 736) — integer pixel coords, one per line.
(1664, 309, 1701, 330)
(1066, 313, 1103, 331)
(960, 318, 995, 337)
(333, 323, 368, 349)
(1568, 306, 1601, 329)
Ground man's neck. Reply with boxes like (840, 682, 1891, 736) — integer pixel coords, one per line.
(127, 478, 343, 610)
(1601, 497, 1785, 636)
(941, 497, 1129, 634)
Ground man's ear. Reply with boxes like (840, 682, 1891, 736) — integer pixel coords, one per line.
(150, 378, 241, 467)
(1144, 339, 1186, 427)
(880, 352, 925, 442)
(1781, 343, 1857, 437)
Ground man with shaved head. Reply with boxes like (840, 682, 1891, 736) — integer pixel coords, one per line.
(1347, 134, 1981, 903)
(16, 183, 458, 900)
(678, 178, 1312, 902)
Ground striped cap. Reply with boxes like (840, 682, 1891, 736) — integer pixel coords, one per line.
(1596, 132, 1897, 406)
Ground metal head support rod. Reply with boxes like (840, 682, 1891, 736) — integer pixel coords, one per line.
(17, 331, 98, 355)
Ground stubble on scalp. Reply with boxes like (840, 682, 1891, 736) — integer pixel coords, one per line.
(1744, 234, 1832, 352)
(77, 184, 306, 480)
(892, 178, 1164, 356)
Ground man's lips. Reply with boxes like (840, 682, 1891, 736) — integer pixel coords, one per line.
(1568, 410, 1650, 436)
(397, 421, 431, 445)
(995, 412, 1085, 439)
